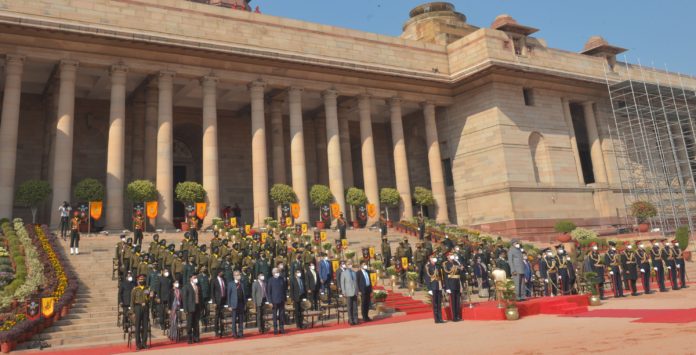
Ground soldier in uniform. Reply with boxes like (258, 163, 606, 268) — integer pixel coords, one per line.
(196, 245, 210, 271)
(116, 234, 127, 278)
(414, 243, 427, 286)
(130, 274, 152, 350)
(586, 242, 606, 299)
(210, 231, 222, 252)
(381, 237, 391, 268)
(673, 239, 688, 289)
(119, 271, 135, 331)
(183, 255, 196, 288)
(605, 241, 624, 297)
(157, 268, 172, 329)
(651, 240, 668, 292)
(254, 253, 271, 280)
(443, 253, 462, 322)
(539, 248, 558, 296)
(425, 255, 444, 323)
(171, 251, 184, 285)
(70, 211, 81, 255)
(337, 213, 347, 240)
(197, 266, 211, 330)
(622, 242, 640, 296)
(556, 246, 572, 295)
(637, 242, 653, 294)
(189, 213, 199, 243)
(403, 238, 413, 262)
(209, 247, 221, 278)
(379, 212, 388, 238)
(149, 234, 160, 262)
(664, 241, 680, 290)
(133, 211, 145, 246)
(417, 212, 426, 241)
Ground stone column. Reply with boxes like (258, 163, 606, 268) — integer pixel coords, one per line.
(422, 102, 449, 224)
(50, 60, 79, 228)
(270, 98, 286, 185)
(339, 111, 354, 188)
(249, 81, 269, 226)
(288, 87, 310, 222)
(323, 89, 346, 216)
(131, 92, 146, 180)
(0, 55, 24, 219)
(389, 97, 413, 220)
(144, 80, 158, 181)
(583, 102, 608, 184)
(156, 71, 175, 229)
(105, 65, 128, 230)
(358, 95, 379, 222)
(314, 114, 328, 185)
(201, 76, 220, 225)
(562, 99, 585, 184)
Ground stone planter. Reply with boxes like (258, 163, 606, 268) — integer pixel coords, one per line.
(684, 251, 692, 262)
(315, 221, 325, 230)
(638, 223, 649, 233)
(1, 341, 13, 353)
(556, 233, 571, 243)
(352, 220, 360, 229)
(589, 294, 601, 306)
(505, 307, 519, 320)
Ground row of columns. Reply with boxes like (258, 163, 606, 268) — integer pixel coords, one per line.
(0, 56, 450, 228)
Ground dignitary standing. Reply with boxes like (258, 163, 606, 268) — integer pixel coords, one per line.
(508, 239, 526, 301)
(356, 263, 373, 322)
(425, 256, 444, 323)
(251, 273, 269, 333)
(227, 271, 246, 338)
(182, 274, 201, 343)
(267, 268, 287, 334)
(210, 270, 227, 337)
(340, 262, 359, 325)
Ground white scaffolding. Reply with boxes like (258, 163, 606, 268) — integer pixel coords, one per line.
(605, 60, 696, 235)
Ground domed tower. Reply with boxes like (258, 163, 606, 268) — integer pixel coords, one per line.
(401, 2, 478, 45)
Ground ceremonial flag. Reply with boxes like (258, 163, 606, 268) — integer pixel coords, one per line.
(230, 217, 238, 227)
(41, 297, 55, 318)
(89, 201, 103, 220)
(285, 217, 293, 227)
(320, 231, 327, 242)
(196, 202, 207, 220)
(26, 299, 40, 321)
(332, 260, 340, 273)
(330, 203, 340, 218)
(245, 225, 251, 235)
(301, 223, 308, 234)
(146, 201, 158, 219)
(369, 272, 377, 286)
(291, 203, 300, 219)
(261, 232, 268, 244)
(341, 239, 348, 249)
(401, 257, 409, 269)
(367, 203, 376, 218)
(369, 246, 375, 259)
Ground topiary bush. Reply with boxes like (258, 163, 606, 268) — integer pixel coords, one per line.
(379, 187, 400, 220)
(630, 200, 657, 223)
(175, 181, 207, 207)
(15, 180, 52, 224)
(73, 178, 105, 202)
(554, 220, 577, 234)
(126, 180, 158, 203)
(414, 186, 434, 215)
(675, 225, 690, 250)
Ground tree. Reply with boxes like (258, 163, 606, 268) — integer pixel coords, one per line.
(270, 183, 297, 220)
(554, 220, 577, 234)
(345, 187, 367, 222)
(175, 181, 207, 208)
(74, 178, 105, 202)
(413, 186, 435, 215)
(309, 184, 333, 220)
(379, 187, 400, 221)
(126, 180, 158, 204)
(630, 200, 657, 224)
(15, 180, 52, 223)
(675, 225, 690, 250)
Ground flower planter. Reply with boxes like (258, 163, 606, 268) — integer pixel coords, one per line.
(1, 341, 13, 353)
(683, 251, 692, 261)
(315, 221, 325, 230)
(505, 307, 519, 320)
(589, 295, 601, 306)
(556, 233, 571, 243)
(180, 223, 190, 232)
(352, 221, 360, 229)
(638, 223, 649, 233)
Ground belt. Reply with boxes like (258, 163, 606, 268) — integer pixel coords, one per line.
(448, 275, 460, 279)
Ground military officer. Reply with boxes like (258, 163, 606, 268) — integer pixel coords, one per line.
(133, 211, 145, 246)
(637, 242, 653, 294)
(605, 241, 625, 298)
(539, 248, 558, 296)
(664, 241, 680, 290)
(381, 237, 391, 268)
(556, 246, 572, 295)
(70, 211, 81, 255)
(651, 240, 668, 292)
(586, 242, 606, 299)
(414, 243, 427, 285)
(337, 213, 347, 239)
(443, 253, 462, 322)
(189, 213, 199, 243)
(130, 274, 152, 350)
(621, 242, 640, 296)
(673, 239, 688, 289)
(425, 255, 444, 323)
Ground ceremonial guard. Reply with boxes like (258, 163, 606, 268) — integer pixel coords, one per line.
(70, 211, 81, 255)
(379, 212, 388, 237)
(130, 274, 152, 350)
(414, 243, 427, 285)
(673, 239, 688, 289)
(636, 243, 653, 294)
(157, 268, 172, 329)
(116, 234, 127, 278)
(417, 212, 426, 240)
(556, 246, 572, 295)
(443, 254, 462, 321)
(189, 213, 199, 243)
(425, 255, 444, 323)
(605, 241, 624, 298)
(585, 242, 605, 299)
(651, 240, 668, 292)
(664, 241, 680, 290)
(539, 248, 558, 296)
(381, 237, 391, 268)
(337, 213, 347, 239)
(149, 234, 160, 263)
(133, 211, 144, 246)
(621, 243, 640, 296)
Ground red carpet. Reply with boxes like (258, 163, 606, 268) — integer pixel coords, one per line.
(34, 312, 433, 355)
(565, 308, 696, 324)
(382, 291, 431, 315)
(462, 295, 589, 321)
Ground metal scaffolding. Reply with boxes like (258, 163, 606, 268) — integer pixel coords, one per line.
(605, 60, 696, 235)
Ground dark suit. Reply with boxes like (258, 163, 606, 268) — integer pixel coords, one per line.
(289, 276, 307, 328)
(304, 267, 320, 311)
(181, 282, 201, 342)
(266, 276, 287, 333)
(118, 279, 135, 330)
(226, 280, 245, 337)
(156, 276, 172, 328)
(356, 269, 372, 321)
(210, 276, 227, 336)
(425, 263, 443, 323)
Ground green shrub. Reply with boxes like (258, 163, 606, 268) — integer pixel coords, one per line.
(345, 187, 367, 207)
(175, 181, 207, 206)
(15, 180, 52, 223)
(676, 225, 690, 250)
(309, 185, 333, 207)
(414, 186, 435, 214)
(270, 184, 297, 205)
(554, 220, 577, 233)
(74, 178, 105, 202)
(630, 200, 657, 223)
(126, 180, 158, 203)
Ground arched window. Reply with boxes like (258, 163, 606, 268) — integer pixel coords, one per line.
(529, 132, 552, 184)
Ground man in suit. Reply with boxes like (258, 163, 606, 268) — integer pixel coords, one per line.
(251, 273, 269, 333)
(227, 271, 246, 338)
(156, 268, 172, 329)
(289, 268, 307, 329)
(340, 262, 358, 325)
(254, 253, 271, 280)
(181, 274, 201, 343)
(305, 263, 321, 311)
(118, 271, 135, 331)
(508, 239, 526, 301)
(356, 263, 373, 322)
(210, 270, 227, 337)
(425, 256, 444, 323)
(266, 267, 287, 334)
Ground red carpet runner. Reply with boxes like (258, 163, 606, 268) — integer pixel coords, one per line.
(382, 290, 431, 315)
(462, 295, 589, 321)
(565, 308, 696, 324)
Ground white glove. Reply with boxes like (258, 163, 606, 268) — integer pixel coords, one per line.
(179, 308, 184, 312)
(544, 279, 549, 283)
(224, 305, 229, 308)
(208, 300, 213, 304)
(640, 269, 645, 273)
(265, 302, 270, 305)
(302, 298, 307, 302)
(446, 290, 451, 294)
(428, 290, 433, 296)
(667, 266, 671, 269)
(609, 271, 614, 275)
(676, 265, 680, 269)
(654, 267, 658, 271)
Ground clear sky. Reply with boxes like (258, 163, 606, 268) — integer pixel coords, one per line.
(256, 0, 696, 77)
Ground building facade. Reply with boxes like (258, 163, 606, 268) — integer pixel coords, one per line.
(0, 1, 694, 238)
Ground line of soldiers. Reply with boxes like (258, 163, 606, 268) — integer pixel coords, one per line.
(585, 239, 689, 299)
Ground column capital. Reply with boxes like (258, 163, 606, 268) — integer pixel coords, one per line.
(389, 96, 403, 106)
(357, 93, 372, 101)
(110, 64, 128, 75)
(582, 101, 595, 108)
(322, 89, 339, 100)
(270, 97, 284, 111)
(59, 59, 79, 72)
(4, 54, 25, 68)
(158, 70, 176, 79)
(288, 86, 304, 95)
(201, 75, 218, 87)
(420, 101, 436, 109)
(248, 80, 266, 91)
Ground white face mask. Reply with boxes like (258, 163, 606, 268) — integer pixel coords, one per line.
(259, 275, 265, 281)
(310, 265, 315, 270)
(514, 243, 520, 249)
(127, 277, 133, 282)
(341, 264, 346, 269)
(234, 276, 241, 281)
(558, 250, 564, 254)
(279, 265, 284, 270)
(164, 272, 169, 277)
(592, 246, 598, 251)
(639, 244, 645, 249)
(273, 273, 280, 278)
(666, 242, 672, 247)
(296, 273, 302, 277)
(454, 256, 459, 261)
(546, 252, 553, 257)
(627, 245, 633, 250)
(362, 265, 368, 270)
(174, 282, 179, 288)
(431, 258, 437, 263)
(193, 278, 198, 284)
(324, 257, 329, 261)
(449, 256, 455, 261)
(611, 247, 616, 251)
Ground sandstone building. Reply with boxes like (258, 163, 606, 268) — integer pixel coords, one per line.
(1, 1, 695, 238)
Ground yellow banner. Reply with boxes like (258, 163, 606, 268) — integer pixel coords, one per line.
(146, 201, 158, 219)
(367, 203, 376, 218)
(320, 231, 327, 242)
(291, 203, 300, 219)
(285, 217, 293, 227)
(89, 201, 103, 221)
(332, 260, 340, 273)
(196, 202, 207, 220)
(244, 225, 251, 235)
(261, 232, 268, 244)
(330, 203, 340, 219)
(369, 272, 377, 286)
(42, 297, 55, 318)
(301, 223, 308, 234)
(341, 239, 348, 249)
(230, 217, 237, 227)
(369, 247, 375, 259)
(401, 257, 409, 269)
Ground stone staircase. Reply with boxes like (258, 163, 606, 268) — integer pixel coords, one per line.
(17, 237, 159, 351)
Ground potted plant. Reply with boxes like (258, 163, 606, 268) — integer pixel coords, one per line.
(499, 279, 519, 320)
(372, 260, 384, 279)
(345, 187, 367, 229)
(406, 271, 419, 296)
(583, 271, 601, 306)
(175, 181, 207, 230)
(379, 187, 400, 227)
(373, 289, 388, 315)
(270, 183, 297, 224)
(554, 220, 576, 242)
(74, 178, 105, 233)
(413, 186, 435, 216)
(15, 180, 52, 224)
(630, 200, 657, 233)
(309, 184, 333, 229)
(676, 225, 691, 261)
(386, 266, 397, 290)
(126, 180, 158, 228)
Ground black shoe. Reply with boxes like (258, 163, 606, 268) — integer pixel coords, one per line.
(188, 340, 193, 344)
(274, 330, 278, 335)
(365, 317, 372, 322)
(239, 334, 244, 339)
(660, 289, 669, 292)
(682, 285, 689, 289)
